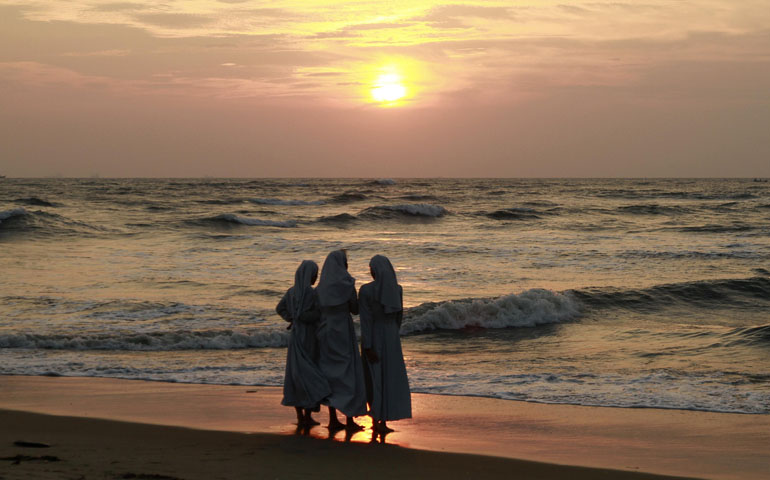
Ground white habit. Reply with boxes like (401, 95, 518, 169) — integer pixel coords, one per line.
(276, 260, 331, 410)
(359, 255, 412, 421)
(316, 250, 367, 417)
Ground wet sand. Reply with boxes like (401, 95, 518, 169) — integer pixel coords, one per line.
(1, 375, 768, 479)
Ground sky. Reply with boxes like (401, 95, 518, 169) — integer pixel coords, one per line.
(1, 1, 769, 178)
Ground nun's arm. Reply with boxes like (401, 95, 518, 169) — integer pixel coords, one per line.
(298, 306, 320, 324)
(359, 287, 373, 350)
(397, 286, 404, 328)
(276, 291, 292, 323)
(348, 287, 359, 315)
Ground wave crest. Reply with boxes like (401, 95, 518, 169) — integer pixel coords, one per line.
(194, 214, 297, 228)
(0, 329, 289, 351)
(370, 178, 396, 185)
(360, 203, 448, 219)
(249, 198, 324, 206)
(317, 213, 358, 225)
(487, 207, 542, 220)
(402, 289, 581, 334)
(572, 276, 770, 310)
(329, 192, 368, 203)
(14, 198, 59, 207)
(0, 208, 107, 236)
(617, 204, 692, 215)
(0, 207, 28, 224)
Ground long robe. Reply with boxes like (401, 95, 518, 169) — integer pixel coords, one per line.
(359, 282, 412, 421)
(277, 287, 331, 409)
(317, 287, 367, 417)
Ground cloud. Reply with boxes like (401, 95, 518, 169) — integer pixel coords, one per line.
(133, 13, 215, 29)
(416, 4, 513, 28)
(61, 49, 131, 57)
(425, 4, 513, 19)
(303, 71, 343, 77)
(91, 2, 146, 12)
(558, 5, 591, 15)
(307, 20, 414, 41)
(346, 21, 413, 31)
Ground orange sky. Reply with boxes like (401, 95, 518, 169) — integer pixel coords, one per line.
(1, 1, 769, 177)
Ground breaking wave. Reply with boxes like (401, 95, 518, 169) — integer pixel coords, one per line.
(0, 329, 289, 351)
(571, 276, 770, 311)
(0, 207, 28, 224)
(398, 194, 439, 201)
(3, 277, 768, 351)
(191, 214, 297, 228)
(360, 203, 448, 219)
(249, 198, 325, 206)
(596, 189, 760, 201)
(316, 213, 358, 225)
(616, 204, 692, 215)
(676, 224, 758, 234)
(328, 192, 369, 203)
(13, 197, 59, 207)
(486, 207, 542, 220)
(0, 208, 108, 236)
(402, 289, 581, 334)
(369, 178, 396, 186)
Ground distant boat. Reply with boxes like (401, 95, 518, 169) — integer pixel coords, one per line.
(0, 175, 6, 179)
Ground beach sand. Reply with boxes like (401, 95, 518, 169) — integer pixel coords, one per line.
(1, 376, 768, 480)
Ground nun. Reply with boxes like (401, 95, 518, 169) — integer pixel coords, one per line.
(316, 250, 367, 431)
(359, 255, 412, 433)
(276, 260, 331, 426)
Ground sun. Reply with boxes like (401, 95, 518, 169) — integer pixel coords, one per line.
(371, 73, 407, 103)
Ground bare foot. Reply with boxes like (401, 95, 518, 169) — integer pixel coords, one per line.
(327, 419, 345, 431)
(375, 421, 394, 433)
(345, 420, 364, 432)
(304, 415, 320, 426)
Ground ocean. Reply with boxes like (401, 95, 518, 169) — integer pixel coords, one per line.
(1, 178, 768, 414)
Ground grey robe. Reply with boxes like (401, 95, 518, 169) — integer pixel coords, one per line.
(359, 282, 412, 421)
(276, 262, 331, 410)
(316, 251, 367, 417)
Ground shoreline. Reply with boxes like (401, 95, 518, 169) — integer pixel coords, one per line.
(2, 375, 769, 479)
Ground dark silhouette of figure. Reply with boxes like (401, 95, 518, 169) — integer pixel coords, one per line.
(277, 260, 330, 426)
(359, 255, 412, 433)
(316, 250, 367, 432)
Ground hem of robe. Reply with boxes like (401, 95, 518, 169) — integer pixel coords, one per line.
(280, 399, 326, 410)
(321, 399, 367, 418)
(369, 408, 412, 421)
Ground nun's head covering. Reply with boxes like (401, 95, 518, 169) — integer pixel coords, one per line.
(288, 260, 318, 320)
(369, 254, 402, 314)
(317, 250, 356, 307)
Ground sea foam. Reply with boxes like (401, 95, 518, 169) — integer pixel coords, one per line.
(402, 289, 581, 334)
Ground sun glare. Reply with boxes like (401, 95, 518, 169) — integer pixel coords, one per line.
(371, 72, 407, 104)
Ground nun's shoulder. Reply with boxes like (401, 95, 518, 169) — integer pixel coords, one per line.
(358, 282, 375, 297)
